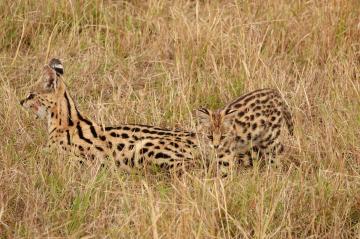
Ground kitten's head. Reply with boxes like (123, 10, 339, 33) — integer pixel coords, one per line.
(196, 108, 236, 149)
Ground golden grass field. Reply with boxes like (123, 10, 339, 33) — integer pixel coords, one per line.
(1, 0, 360, 238)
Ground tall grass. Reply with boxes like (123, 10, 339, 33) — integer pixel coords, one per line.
(1, 0, 359, 238)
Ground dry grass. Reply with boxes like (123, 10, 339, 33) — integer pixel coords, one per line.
(1, 0, 360, 238)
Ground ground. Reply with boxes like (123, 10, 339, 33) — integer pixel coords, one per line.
(0, 0, 360, 238)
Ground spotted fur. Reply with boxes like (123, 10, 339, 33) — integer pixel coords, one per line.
(20, 59, 198, 172)
(197, 88, 294, 176)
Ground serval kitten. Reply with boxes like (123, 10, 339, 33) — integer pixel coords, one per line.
(197, 88, 293, 176)
(20, 59, 198, 172)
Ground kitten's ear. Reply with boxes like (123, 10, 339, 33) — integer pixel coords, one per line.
(223, 108, 237, 127)
(224, 108, 237, 116)
(196, 107, 211, 124)
(49, 58, 64, 76)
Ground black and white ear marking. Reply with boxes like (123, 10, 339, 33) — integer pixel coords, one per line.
(224, 108, 237, 116)
(197, 107, 210, 115)
(49, 58, 64, 76)
(223, 108, 237, 126)
(196, 107, 212, 124)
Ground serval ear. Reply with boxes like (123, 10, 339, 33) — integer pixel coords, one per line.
(224, 108, 237, 117)
(49, 58, 64, 76)
(196, 107, 212, 125)
(222, 108, 237, 127)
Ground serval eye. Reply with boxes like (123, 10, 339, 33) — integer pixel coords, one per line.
(207, 135, 213, 140)
(220, 136, 226, 140)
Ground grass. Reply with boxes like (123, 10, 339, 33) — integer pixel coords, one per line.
(1, 0, 360, 238)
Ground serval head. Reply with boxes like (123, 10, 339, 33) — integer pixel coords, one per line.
(196, 107, 236, 149)
(20, 58, 66, 120)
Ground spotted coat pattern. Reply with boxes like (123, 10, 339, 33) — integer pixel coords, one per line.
(20, 59, 198, 172)
(197, 88, 294, 176)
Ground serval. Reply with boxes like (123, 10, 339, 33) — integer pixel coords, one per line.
(20, 58, 198, 173)
(196, 88, 294, 176)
